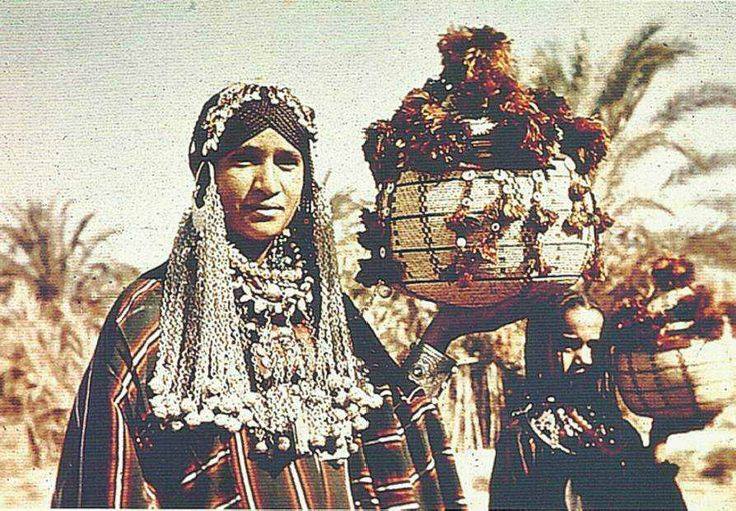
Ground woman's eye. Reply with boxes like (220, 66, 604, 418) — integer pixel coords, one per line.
(274, 151, 301, 170)
(234, 157, 256, 166)
(276, 159, 299, 170)
(558, 340, 578, 352)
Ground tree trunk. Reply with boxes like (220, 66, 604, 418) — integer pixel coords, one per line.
(440, 360, 506, 451)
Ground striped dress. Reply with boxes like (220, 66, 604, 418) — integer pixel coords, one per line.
(52, 265, 466, 509)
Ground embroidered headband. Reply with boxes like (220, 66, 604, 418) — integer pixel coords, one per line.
(188, 83, 318, 174)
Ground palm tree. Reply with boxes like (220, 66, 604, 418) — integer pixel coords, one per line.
(529, 23, 736, 306)
(0, 201, 111, 303)
(0, 201, 138, 466)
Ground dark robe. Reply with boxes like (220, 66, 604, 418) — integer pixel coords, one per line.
(489, 391, 687, 510)
(52, 264, 466, 509)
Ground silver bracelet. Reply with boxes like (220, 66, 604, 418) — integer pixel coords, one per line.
(402, 342, 458, 399)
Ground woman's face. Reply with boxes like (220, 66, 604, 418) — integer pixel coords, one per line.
(557, 306, 604, 377)
(214, 128, 305, 242)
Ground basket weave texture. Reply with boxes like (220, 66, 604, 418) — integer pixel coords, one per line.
(615, 324, 736, 419)
(376, 157, 596, 307)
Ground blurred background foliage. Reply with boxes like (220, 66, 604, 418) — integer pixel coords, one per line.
(0, 202, 138, 467)
(1, 22, 735, 507)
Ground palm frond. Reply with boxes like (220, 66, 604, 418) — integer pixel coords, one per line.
(611, 130, 665, 165)
(621, 23, 664, 61)
(594, 24, 694, 139)
(526, 35, 595, 113)
(654, 83, 736, 125)
(694, 193, 736, 216)
(57, 201, 72, 244)
(601, 131, 663, 195)
(707, 151, 736, 169)
(680, 226, 736, 268)
(0, 202, 116, 303)
(664, 151, 736, 187)
(568, 34, 592, 112)
(530, 47, 570, 94)
(595, 23, 663, 110)
(0, 254, 39, 282)
(51, 201, 72, 270)
(602, 131, 708, 200)
(612, 197, 675, 217)
(74, 229, 114, 269)
(63, 212, 94, 271)
(0, 224, 31, 251)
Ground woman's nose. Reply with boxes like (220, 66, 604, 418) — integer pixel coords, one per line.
(253, 159, 279, 193)
(573, 345, 592, 366)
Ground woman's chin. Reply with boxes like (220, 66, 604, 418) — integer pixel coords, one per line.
(238, 223, 288, 242)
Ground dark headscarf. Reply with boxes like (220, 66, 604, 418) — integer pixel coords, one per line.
(188, 84, 316, 175)
(524, 293, 615, 406)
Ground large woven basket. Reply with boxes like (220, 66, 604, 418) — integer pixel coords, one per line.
(615, 324, 736, 420)
(375, 157, 596, 307)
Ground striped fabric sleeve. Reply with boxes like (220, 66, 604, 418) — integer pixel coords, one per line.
(395, 387, 465, 509)
(52, 296, 157, 508)
(342, 295, 466, 510)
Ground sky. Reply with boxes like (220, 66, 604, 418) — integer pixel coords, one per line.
(2, 0, 736, 270)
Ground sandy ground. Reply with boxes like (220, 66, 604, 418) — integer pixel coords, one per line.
(655, 406, 736, 511)
(0, 424, 56, 509)
(454, 449, 495, 510)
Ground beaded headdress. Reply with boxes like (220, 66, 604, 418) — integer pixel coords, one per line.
(149, 83, 381, 457)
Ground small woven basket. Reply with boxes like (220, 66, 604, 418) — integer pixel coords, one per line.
(375, 156, 596, 308)
(615, 322, 736, 420)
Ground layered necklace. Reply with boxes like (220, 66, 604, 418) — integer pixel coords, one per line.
(226, 232, 383, 457)
(153, 134, 382, 460)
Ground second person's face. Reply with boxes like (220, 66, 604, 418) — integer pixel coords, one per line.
(214, 128, 305, 243)
(558, 306, 604, 378)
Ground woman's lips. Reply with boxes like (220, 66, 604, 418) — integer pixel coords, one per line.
(243, 204, 284, 218)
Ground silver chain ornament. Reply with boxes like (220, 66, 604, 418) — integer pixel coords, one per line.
(150, 155, 382, 458)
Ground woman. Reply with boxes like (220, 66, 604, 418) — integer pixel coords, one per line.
(489, 294, 686, 510)
(52, 83, 465, 509)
